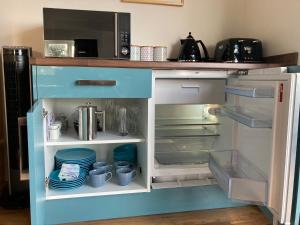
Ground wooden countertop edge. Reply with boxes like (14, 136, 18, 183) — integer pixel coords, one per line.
(29, 52, 298, 70)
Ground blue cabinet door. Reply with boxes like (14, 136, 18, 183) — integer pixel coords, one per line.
(34, 66, 152, 99)
(27, 101, 45, 225)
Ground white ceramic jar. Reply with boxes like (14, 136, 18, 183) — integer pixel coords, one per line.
(49, 122, 61, 140)
(140, 46, 154, 61)
(153, 46, 167, 61)
(130, 45, 141, 61)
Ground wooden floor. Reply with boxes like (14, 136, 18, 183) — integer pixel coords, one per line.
(0, 206, 271, 225)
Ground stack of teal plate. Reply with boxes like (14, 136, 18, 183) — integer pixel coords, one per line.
(55, 148, 96, 172)
(49, 169, 87, 190)
(113, 144, 137, 164)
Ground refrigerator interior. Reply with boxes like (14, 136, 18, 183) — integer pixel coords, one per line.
(153, 77, 278, 204)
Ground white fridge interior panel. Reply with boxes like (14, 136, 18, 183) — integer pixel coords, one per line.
(155, 105, 219, 122)
(155, 79, 226, 104)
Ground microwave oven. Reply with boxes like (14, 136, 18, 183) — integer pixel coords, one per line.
(43, 8, 131, 59)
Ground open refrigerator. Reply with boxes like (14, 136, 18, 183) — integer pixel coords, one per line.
(151, 68, 300, 225)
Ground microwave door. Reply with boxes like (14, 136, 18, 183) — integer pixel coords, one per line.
(97, 13, 115, 59)
(43, 8, 116, 58)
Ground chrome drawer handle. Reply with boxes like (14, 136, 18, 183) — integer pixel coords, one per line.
(75, 80, 117, 86)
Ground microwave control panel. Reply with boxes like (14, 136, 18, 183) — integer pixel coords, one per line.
(118, 13, 131, 59)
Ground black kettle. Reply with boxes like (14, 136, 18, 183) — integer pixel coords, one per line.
(178, 32, 209, 62)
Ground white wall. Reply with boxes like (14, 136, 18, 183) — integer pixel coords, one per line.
(242, 0, 300, 60)
(1, 0, 299, 60)
(0, 0, 245, 58)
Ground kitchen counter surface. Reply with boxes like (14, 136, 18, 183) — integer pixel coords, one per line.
(30, 52, 298, 70)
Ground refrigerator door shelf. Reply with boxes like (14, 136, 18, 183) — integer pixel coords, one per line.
(209, 150, 268, 205)
(221, 106, 272, 128)
(225, 85, 275, 98)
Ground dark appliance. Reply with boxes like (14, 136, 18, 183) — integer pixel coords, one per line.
(1, 46, 32, 205)
(74, 39, 98, 57)
(43, 8, 131, 59)
(214, 38, 263, 63)
(178, 32, 209, 62)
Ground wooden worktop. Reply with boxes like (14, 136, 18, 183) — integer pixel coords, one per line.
(30, 52, 298, 70)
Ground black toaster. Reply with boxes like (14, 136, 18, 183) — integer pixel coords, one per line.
(214, 38, 263, 63)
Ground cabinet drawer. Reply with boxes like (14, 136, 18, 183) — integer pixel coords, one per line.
(155, 79, 225, 104)
(34, 66, 152, 99)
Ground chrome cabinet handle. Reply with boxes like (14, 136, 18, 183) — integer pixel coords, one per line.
(75, 80, 117, 86)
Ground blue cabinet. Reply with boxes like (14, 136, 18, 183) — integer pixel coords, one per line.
(27, 102, 45, 225)
(27, 66, 243, 225)
(28, 66, 300, 225)
(33, 66, 152, 99)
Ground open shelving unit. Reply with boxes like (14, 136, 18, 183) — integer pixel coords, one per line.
(42, 98, 150, 201)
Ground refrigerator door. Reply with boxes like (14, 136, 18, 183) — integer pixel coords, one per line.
(216, 69, 300, 225)
(286, 73, 300, 225)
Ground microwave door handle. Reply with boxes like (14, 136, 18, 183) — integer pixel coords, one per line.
(114, 13, 118, 57)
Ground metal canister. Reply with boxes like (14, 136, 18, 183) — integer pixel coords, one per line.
(77, 103, 105, 140)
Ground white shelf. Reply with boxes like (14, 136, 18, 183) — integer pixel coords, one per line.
(225, 85, 274, 98)
(46, 175, 148, 200)
(155, 150, 210, 165)
(156, 126, 219, 138)
(222, 106, 272, 128)
(46, 130, 145, 146)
